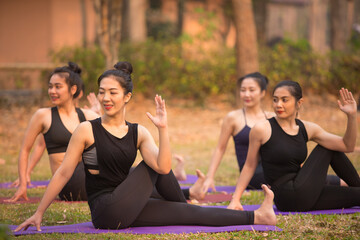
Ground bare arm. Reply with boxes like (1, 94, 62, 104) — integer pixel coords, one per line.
(228, 123, 265, 210)
(307, 88, 357, 152)
(14, 122, 90, 232)
(203, 113, 235, 192)
(7, 110, 47, 202)
(139, 95, 172, 174)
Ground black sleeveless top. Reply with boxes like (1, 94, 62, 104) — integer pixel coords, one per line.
(82, 118, 138, 201)
(44, 107, 86, 154)
(260, 117, 308, 185)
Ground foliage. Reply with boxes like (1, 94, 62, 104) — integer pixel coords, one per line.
(49, 46, 106, 93)
(48, 38, 359, 103)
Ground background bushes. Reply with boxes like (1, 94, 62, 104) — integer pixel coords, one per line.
(49, 38, 360, 103)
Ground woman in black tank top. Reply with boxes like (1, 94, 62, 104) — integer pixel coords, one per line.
(6, 62, 98, 203)
(15, 62, 277, 232)
(228, 80, 360, 212)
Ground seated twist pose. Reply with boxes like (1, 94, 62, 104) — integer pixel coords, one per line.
(228, 80, 360, 211)
(7, 62, 98, 202)
(15, 61, 276, 231)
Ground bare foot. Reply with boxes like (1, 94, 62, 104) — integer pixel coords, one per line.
(0, 158, 5, 165)
(253, 184, 277, 225)
(173, 154, 187, 181)
(189, 169, 206, 200)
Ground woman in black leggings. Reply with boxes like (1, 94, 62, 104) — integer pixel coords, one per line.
(228, 80, 360, 211)
(15, 62, 276, 231)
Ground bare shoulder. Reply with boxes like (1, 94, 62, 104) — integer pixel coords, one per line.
(224, 109, 243, 124)
(251, 119, 271, 143)
(301, 120, 322, 139)
(81, 108, 99, 120)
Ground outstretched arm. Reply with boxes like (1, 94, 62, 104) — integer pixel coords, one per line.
(139, 95, 172, 174)
(14, 122, 90, 232)
(228, 124, 264, 210)
(308, 88, 357, 152)
(203, 113, 235, 193)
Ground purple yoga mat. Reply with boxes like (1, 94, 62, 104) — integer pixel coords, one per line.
(212, 205, 360, 215)
(178, 174, 197, 184)
(0, 180, 49, 189)
(8, 222, 280, 236)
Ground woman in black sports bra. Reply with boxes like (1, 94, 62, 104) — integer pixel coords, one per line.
(6, 62, 98, 202)
(228, 80, 359, 211)
(14, 61, 277, 231)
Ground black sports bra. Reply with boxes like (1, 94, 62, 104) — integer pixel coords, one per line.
(43, 107, 86, 154)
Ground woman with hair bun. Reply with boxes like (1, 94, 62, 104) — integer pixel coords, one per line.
(15, 62, 277, 231)
(228, 80, 360, 211)
(7, 62, 99, 202)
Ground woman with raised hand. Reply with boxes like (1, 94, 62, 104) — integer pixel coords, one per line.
(228, 80, 360, 211)
(15, 62, 276, 231)
(7, 62, 98, 202)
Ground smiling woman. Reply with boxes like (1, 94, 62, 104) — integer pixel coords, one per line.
(6, 62, 99, 203)
(14, 61, 277, 232)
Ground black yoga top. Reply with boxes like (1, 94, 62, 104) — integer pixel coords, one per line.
(44, 107, 86, 154)
(260, 117, 308, 185)
(82, 118, 138, 201)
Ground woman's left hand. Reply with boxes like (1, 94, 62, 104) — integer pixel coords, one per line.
(146, 95, 168, 128)
(338, 88, 357, 116)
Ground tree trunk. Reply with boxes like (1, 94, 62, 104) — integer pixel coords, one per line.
(309, 0, 329, 53)
(80, 0, 87, 48)
(93, 0, 122, 69)
(127, 0, 147, 42)
(231, 0, 259, 105)
(252, 0, 267, 44)
(329, 0, 350, 51)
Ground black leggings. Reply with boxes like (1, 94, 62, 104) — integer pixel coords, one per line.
(88, 161, 254, 229)
(273, 145, 360, 211)
(58, 162, 87, 201)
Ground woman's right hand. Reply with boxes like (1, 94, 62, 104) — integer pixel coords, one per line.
(202, 177, 216, 193)
(227, 198, 244, 210)
(14, 212, 43, 232)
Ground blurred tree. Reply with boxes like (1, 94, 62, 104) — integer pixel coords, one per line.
(232, 0, 259, 105)
(127, 0, 147, 42)
(330, 0, 354, 51)
(252, 0, 267, 45)
(93, 0, 123, 68)
(309, 0, 329, 54)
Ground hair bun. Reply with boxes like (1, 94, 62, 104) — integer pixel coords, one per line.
(68, 62, 82, 75)
(114, 61, 133, 75)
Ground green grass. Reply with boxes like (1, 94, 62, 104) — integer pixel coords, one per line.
(1, 102, 360, 239)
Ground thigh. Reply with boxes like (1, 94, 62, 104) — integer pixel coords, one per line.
(59, 162, 87, 201)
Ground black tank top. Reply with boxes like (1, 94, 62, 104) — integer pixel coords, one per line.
(82, 118, 138, 201)
(260, 117, 308, 185)
(44, 107, 86, 154)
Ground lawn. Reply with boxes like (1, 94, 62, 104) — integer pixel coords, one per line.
(0, 94, 359, 239)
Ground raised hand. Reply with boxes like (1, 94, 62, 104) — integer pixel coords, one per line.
(338, 88, 357, 115)
(146, 95, 168, 128)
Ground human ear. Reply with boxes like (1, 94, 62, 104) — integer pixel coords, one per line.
(125, 92, 132, 103)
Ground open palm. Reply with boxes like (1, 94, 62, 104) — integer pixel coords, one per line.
(146, 95, 168, 128)
(338, 88, 357, 115)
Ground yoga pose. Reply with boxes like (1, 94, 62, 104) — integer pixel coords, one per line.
(7, 62, 98, 202)
(201, 72, 273, 194)
(15, 62, 276, 231)
(228, 80, 360, 211)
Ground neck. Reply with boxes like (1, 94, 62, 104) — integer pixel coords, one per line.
(57, 100, 76, 115)
(243, 104, 263, 115)
(275, 115, 297, 128)
(101, 107, 127, 126)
